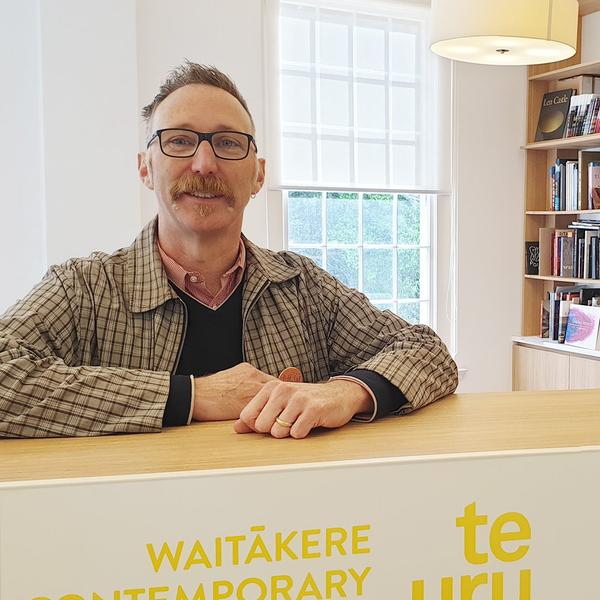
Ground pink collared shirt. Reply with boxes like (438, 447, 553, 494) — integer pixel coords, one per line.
(157, 238, 246, 310)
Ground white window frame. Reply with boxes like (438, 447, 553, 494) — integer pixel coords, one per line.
(262, 0, 455, 348)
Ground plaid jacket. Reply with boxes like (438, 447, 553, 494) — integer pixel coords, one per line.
(0, 218, 458, 437)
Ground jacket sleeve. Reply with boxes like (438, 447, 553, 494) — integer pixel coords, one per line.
(0, 266, 170, 438)
(315, 265, 458, 413)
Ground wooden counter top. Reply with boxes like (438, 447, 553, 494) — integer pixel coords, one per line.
(2, 389, 600, 483)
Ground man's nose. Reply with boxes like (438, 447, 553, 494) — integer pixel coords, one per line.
(190, 140, 218, 175)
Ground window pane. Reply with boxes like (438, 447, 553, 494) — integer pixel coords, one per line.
(397, 301, 420, 323)
(374, 302, 394, 312)
(321, 139, 351, 184)
(281, 16, 311, 64)
(397, 194, 420, 245)
(291, 247, 323, 267)
(287, 192, 322, 244)
(391, 86, 416, 134)
(390, 30, 416, 80)
(319, 20, 350, 69)
(356, 23, 386, 76)
(364, 249, 393, 300)
(319, 79, 350, 128)
(397, 248, 420, 298)
(419, 247, 430, 301)
(357, 142, 386, 186)
(391, 144, 416, 187)
(356, 82, 386, 132)
(363, 193, 393, 244)
(281, 74, 312, 124)
(327, 248, 359, 289)
(282, 137, 313, 182)
(326, 192, 359, 243)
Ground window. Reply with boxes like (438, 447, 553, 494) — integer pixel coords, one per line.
(278, 0, 442, 325)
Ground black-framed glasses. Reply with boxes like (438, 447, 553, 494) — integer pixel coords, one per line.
(146, 128, 257, 160)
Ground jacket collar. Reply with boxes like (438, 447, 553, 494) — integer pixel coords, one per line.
(242, 235, 301, 284)
(125, 217, 178, 313)
(125, 217, 300, 313)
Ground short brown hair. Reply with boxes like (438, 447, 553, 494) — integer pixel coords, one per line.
(141, 61, 255, 134)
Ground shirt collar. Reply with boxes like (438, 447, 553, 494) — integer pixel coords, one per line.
(124, 216, 300, 313)
(156, 236, 246, 292)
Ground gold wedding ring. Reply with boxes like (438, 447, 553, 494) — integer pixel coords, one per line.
(275, 417, 294, 428)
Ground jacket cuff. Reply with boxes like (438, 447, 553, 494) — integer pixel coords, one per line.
(347, 369, 408, 419)
(163, 375, 193, 427)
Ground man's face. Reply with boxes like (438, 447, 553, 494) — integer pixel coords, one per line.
(138, 84, 265, 242)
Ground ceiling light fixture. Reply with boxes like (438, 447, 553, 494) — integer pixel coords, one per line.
(430, 0, 579, 66)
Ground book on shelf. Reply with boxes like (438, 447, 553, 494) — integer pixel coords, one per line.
(559, 234, 574, 278)
(559, 74, 600, 95)
(552, 229, 573, 276)
(538, 222, 600, 280)
(539, 284, 600, 340)
(565, 93, 600, 137)
(589, 161, 600, 210)
(525, 241, 539, 275)
(549, 159, 578, 210)
(535, 89, 574, 141)
(567, 221, 600, 278)
(564, 304, 600, 350)
(544, 291, 580, 342)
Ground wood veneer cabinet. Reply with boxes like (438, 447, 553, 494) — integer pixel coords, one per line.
(513, 339, 600, 391)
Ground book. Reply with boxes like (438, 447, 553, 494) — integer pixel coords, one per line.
(593, 237, 600, 280)
(565, 304, 600, 349)
(553, 229, 573, 275)
(558, 299, 572, 343)
(558, 74, 600, 95)
(535, 89, 574, 141)
(584, 230, 598, 278)
(589, 161, 600, 210)
(525, 241, 539, 275)
(540, 298, 550, 338)
(559, 235, 574, 278)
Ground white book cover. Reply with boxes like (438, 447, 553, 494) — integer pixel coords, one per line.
(565, 304, 600, 350)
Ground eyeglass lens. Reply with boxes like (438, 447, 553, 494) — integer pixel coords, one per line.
(159, 129, 250, 159)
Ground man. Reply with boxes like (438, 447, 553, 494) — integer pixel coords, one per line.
(0, 63, 457, 439)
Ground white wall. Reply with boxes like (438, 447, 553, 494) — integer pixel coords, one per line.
(0, 0, 45, 312)
(39, 0, 140, 266)
(136, 0, 269, 246)
(582, 11, 600, 61)
(453, 64, 526, 392)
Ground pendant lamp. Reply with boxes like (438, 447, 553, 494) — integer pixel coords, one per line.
(430, 0, 579, 65)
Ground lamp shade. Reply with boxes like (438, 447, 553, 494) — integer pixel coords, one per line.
(430, 0, 578, 65)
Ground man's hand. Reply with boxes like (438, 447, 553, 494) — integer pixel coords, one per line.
(192, 363, 277, 421)
(233, 379, 374, 439)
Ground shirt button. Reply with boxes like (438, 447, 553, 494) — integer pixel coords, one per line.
(189, 275, 198, 283)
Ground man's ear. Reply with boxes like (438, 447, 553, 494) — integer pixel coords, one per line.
(252, 157, 266, 196)
(137, 152, 154, 190)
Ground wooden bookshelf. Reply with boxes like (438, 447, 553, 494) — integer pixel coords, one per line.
(524, 132, 600, 150)
(525, 274, 600, 283)
(515, 7, 600, 391)
(526, 209, 600, 215)
(522, 53, 600, 337)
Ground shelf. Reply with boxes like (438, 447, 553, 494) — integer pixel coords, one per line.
(525, 275, 600, 284)
(524, 133, 600, 150)
(528, 58, 600, 82)
(526, 210, 600, 215)
(513, 336, 600, 360)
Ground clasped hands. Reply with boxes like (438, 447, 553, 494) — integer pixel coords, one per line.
(192, 363, 373, 438)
